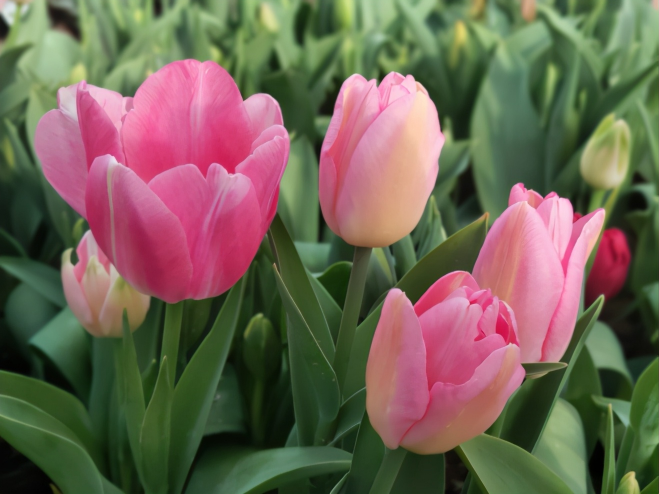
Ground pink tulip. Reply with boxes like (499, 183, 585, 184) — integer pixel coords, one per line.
(473, 184, 605, 363)
(319, 73, 444, 247)
(366, 272, 524, 455)
(62, 231, 150, 338)
(36, 60, 289, 302)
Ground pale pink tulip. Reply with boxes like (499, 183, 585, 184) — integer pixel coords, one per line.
(36, 60, 289, 302)
(473, 183, 605, 363)
(366, 272, 524, 455)
(62, 231, 150, 337)
(319, 73, 444, 247)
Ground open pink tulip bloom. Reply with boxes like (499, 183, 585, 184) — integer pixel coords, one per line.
(36, 60, 289, 302)
(62, 231, 150, 338)
(366, 272, 525, 455)
(473, 184, 605, 363)
(320, 72, 444, 247)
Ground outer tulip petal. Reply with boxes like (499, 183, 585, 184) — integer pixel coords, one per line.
(414, 271, 480, 317)
(80, 256, 112, 323)
(61, 249, 94, 330)
(244, 93, 283, 142)
(335, 89, 442, 247)
(400, 344, 524, 454)
(122, 60, 253, 182)
(86, 155, 193, 303)
(542, 209, 605, 361)
(235, 127, 289, 230)
(77, 85, 125, 167)
(473, 201, 564, 363)
(99, 267, 150, 337)
(188, 164, 263, 300)
(509, 183, 544, 208)
(366, 289, 429, 450)
(419, 297, 506, 386)
(35, 86, 88, 217)
(535, 196, 573, 261)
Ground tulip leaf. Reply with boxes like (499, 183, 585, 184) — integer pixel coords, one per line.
(534, 399, 588, 494)
(274, 266, 340, 446)
(185, 445, 352, 494)
(317, 261, 352, 309)
(391, 452, 445, 494)
(29, 307, 92, 403)
(0, 370, 103, 471)
(457, 434, 573, 494)
(343, 215, 488, 398)
(641, 478, 659, 494)
(269, 215, 335, 361)
(586, 322, 633, 398)
(499, 296, 604, 452)
(344, 413, 386, 494)
(522, 362, 568, 379)
(203, 364, 246, 437)
(330, 387, 366, 446)
(602, 405, 616, 494)
(0, 256, 66, 307)
(592, 396, 631, 428)
(169, 278, 245, 494)
(307, 270, 342, 342)
(0, 395, 121, 494)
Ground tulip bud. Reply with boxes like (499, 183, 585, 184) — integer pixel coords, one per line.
(474, 184, 604, 362)
(616, 472, 640, 494)
(259, 2, 280, 33)
(69, 63, 88, 85)
(334, 0, 354, 30)
(449, 21, 469, 68)
(62, 231, 150, 337)
(320, 72, 444, 247)
(586, 228, 631, 306)
(366, 272, 525, 454)
(580, 114, 631, 190)
(243, 314, 281, 381)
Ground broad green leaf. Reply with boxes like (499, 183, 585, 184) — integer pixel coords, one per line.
(457, 434, 572, 494)
(330, 388, 365, 446)
(0, 256, 65, 307)
(0, 44, 32, 88)
(391, 452, 445, 494)
(269, 215, 334, 361)
(602, 405, 616, 494)
(274, 267, 340, 446)
(29, 307, 91, 402)
(343, 215, 487, 397)
(0, 371, 102, 470)
(640, 478, 659, 494)
(586, 322, 633, 398)
(522, 362, 568, 379)
(308, 270, 342, 342)
(203, 364, 246, 436)
(185, 445, 352, 494)
(535, 399, 588, 494)
(317, 261, 352, 309)
(278, 136, 319, 243)
(592, 396, 631, 427)
(0, 395, 120, 494)
(499, 297, 604, 452)
(344, 413, 385, 494)
(169, 279, 245, 494)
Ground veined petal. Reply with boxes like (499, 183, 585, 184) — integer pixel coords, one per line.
(77, 84, 125, 167)
(509, 183, 544, 208)
(244, 93, 283, 142)
(61, 248, 95, 331)
(98, 270, 150, 337)
(414, 271, 479, 317)
(535, 196, 573, 261)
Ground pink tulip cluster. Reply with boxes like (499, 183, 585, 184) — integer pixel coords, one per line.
(37, 63, 604, 457)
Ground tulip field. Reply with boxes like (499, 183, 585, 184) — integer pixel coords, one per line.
(0, 0, 658, 493)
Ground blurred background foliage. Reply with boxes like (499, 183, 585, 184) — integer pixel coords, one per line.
(0, 0, 657, 492)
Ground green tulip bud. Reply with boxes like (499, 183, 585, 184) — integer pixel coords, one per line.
(259, 2, 280, 34)
(580, 114, 631, 190)
(243, 313, 281, 381)
(334, 0, 354, 31)
(616, 472, 640, 494)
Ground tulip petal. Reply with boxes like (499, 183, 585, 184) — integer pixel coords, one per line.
(61, 249, 94, 331)
(414, 271, 480, 317)
(335, 90, 442, 246)
(99, 269, 150, 337)
(81, 255, 112, 323)
(509, 183, 544, 208)
(86, 155, 193, 303)
(122, 60, 253, 182)
(400, 344, 524, 454)
(35, 85, 88, 217)
(235, 127, 289, 231)
(419, 297, 506, 386)
(542, 209, 605, 361)
(73, 230, 110, 281)
(535, 196, 573, 261)
(366, 289, 429, 450)
(473, 201, 564, 363)
(77, 84, 125, 167)
(244, 93, 283, 143)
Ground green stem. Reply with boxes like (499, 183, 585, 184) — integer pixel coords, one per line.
(333, 246, 372, 396)
(251, 379, 265, 446)
(160, 302, 184, 386)
(369, 448, 407, 494)
(588, 189, 606, 213)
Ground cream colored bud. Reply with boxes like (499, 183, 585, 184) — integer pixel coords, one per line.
(580, 114, 631, 190)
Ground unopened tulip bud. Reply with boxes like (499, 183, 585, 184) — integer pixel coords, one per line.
(580, 114, 631, 190)
(616, 472, 640, 494)
(586, 228, 630, 306)
(62, 231, 150, 337)
(449, 21, 468, 68)
(243, 314, 281, 380)
(259, 2, 280, 33)
(334, 0, 354, 30)
(320, 72, 444, 247)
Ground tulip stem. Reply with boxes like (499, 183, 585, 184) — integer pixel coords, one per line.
(369, 447, 407, 494)
(588, 189, 606, 213)
(333, 246, 372, 396)
(161, 302, 184, 385)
